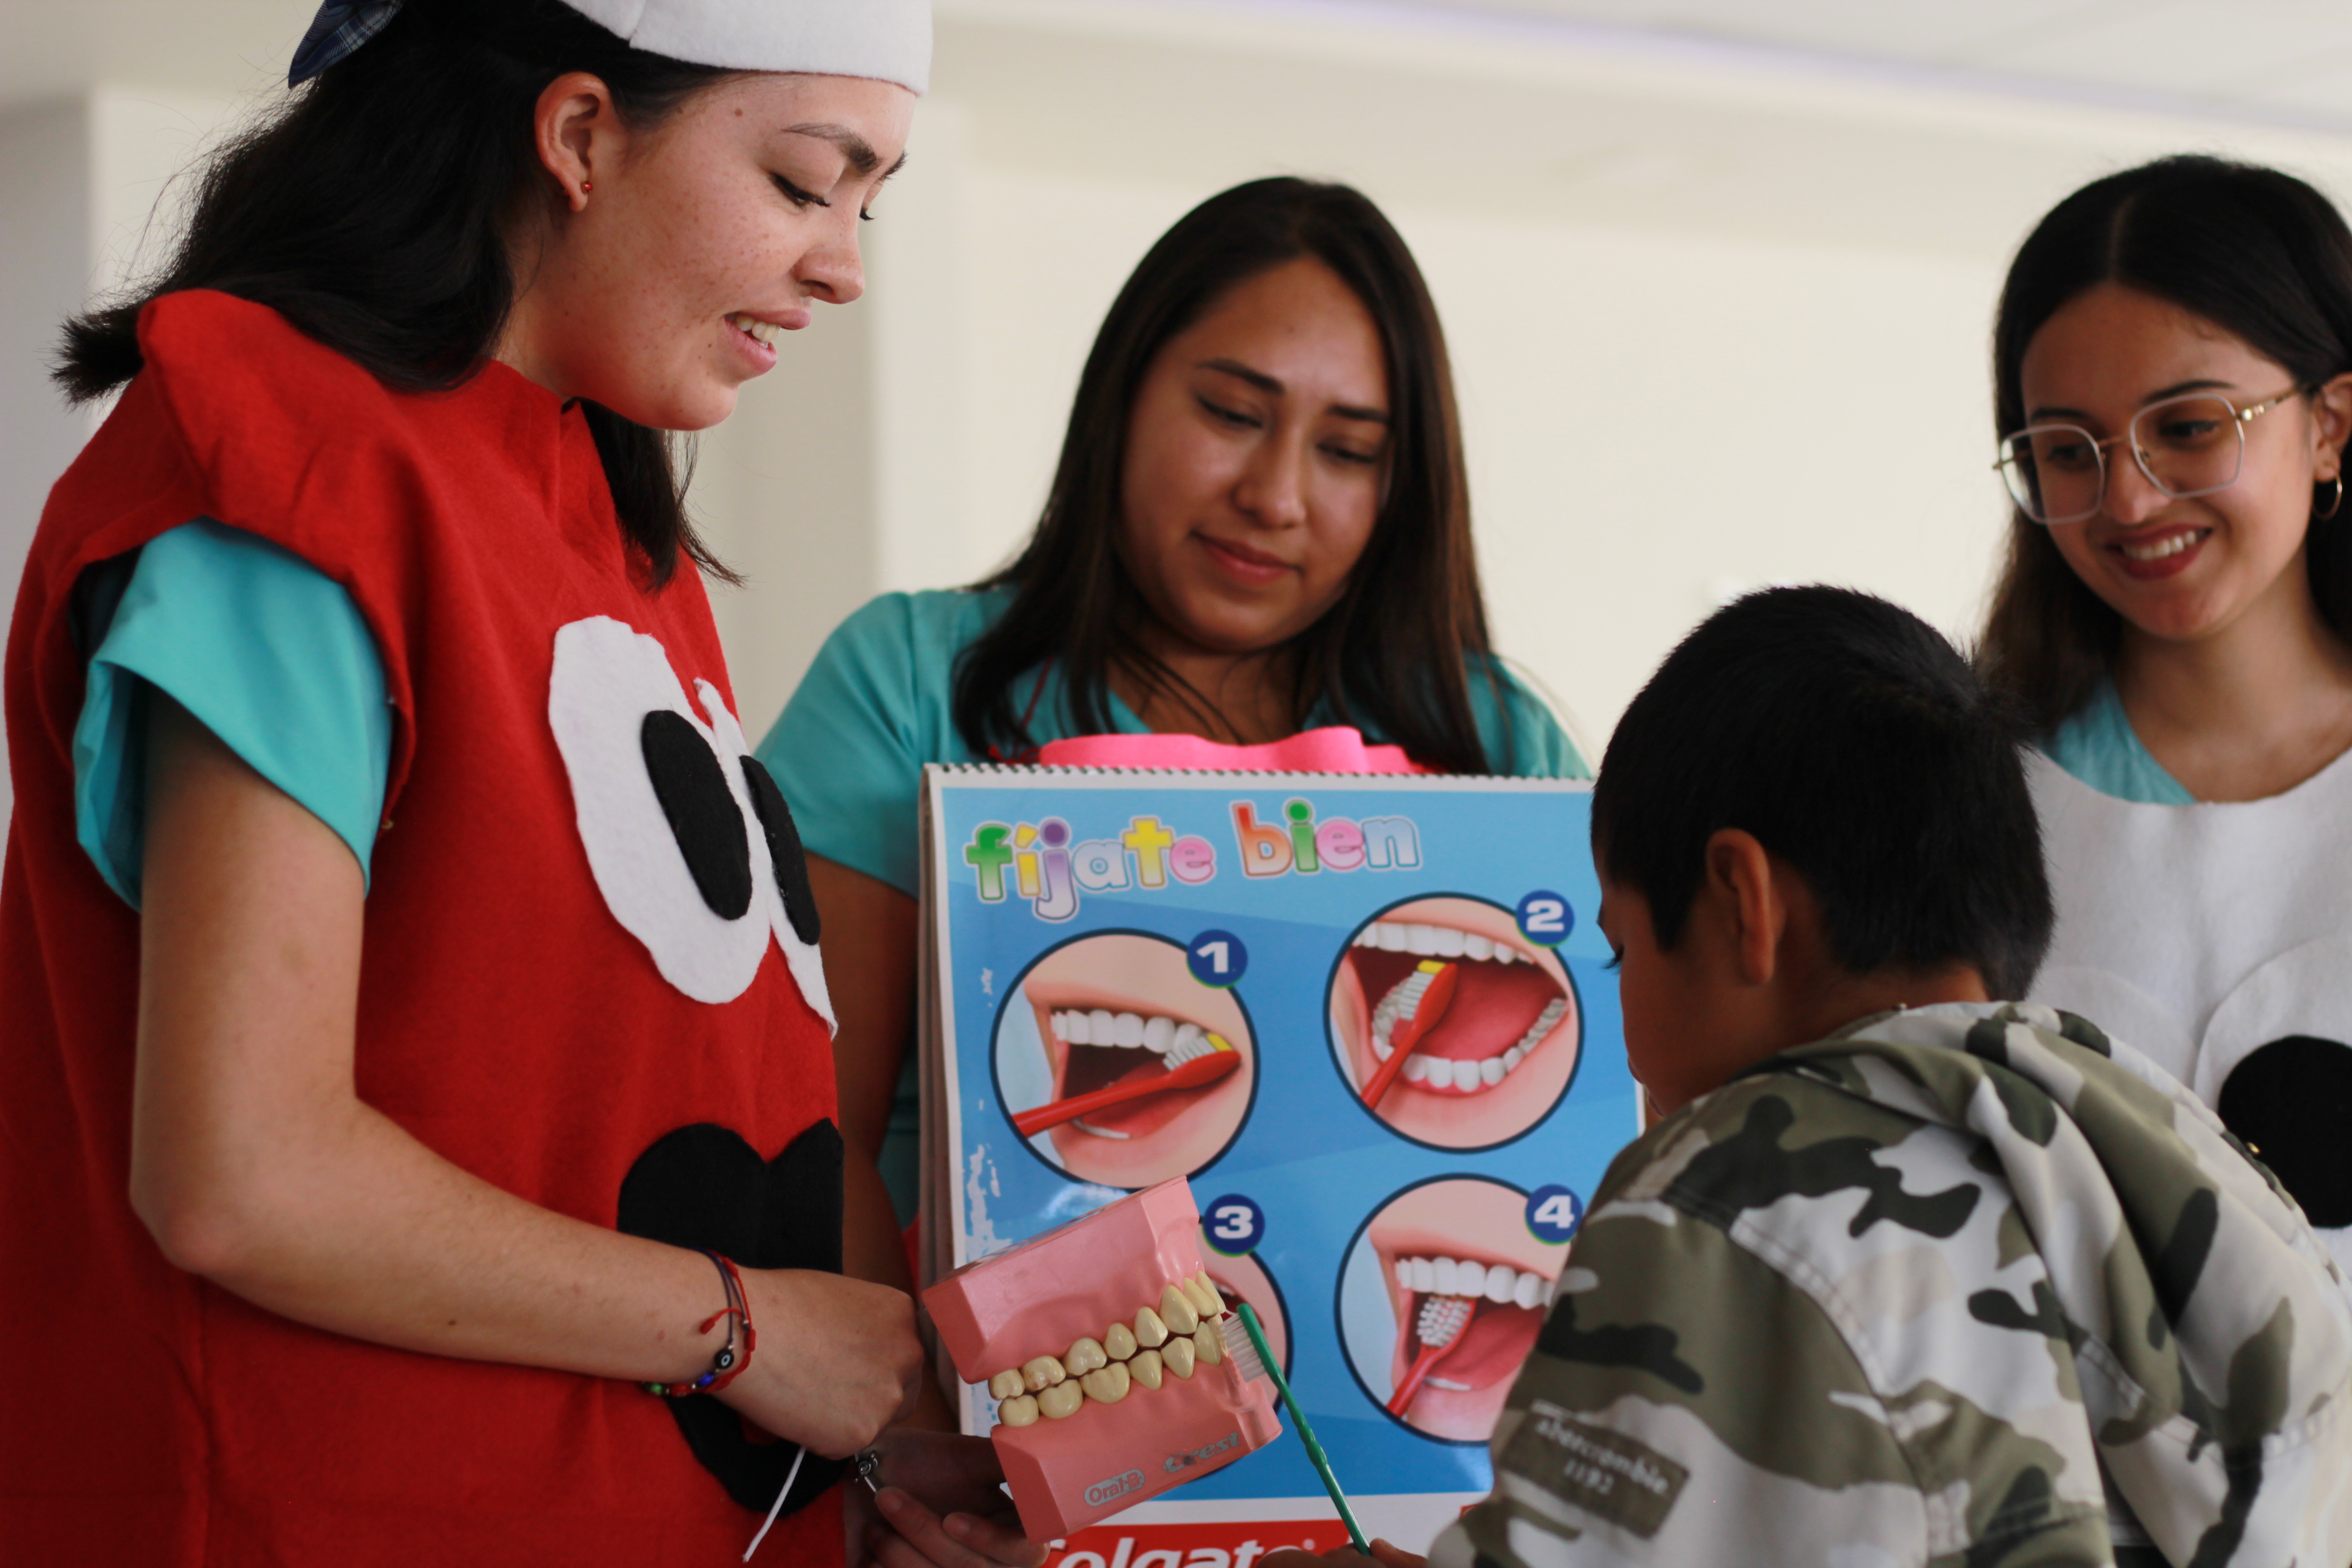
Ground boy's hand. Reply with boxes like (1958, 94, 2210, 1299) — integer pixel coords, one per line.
(849, 1427, 1045, 1568)
(1259, 1541, 1425, 1568)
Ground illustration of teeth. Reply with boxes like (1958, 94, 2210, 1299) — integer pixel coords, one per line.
(1425, 1377, 1472, 1392)
(1375, 995, 1568, 1094)
(1395, 1255, 1554, 1313)
(1080, 1363, 1132, 1404)
(1161, 1334, 1196, 1378)
(1193, 1323, 1222, 1366)
(1022, 1354, 1067, 1392)
(1065, 1337, 1108, 1376)
(1161, 1284, 1200, 1336)
(988, 1369, 1025, 1401)
(1356, 921, 1522, 963)
(1105, 1321, 1137, 1360)
(1038, 1381, 1085, 1420)
(1129, 1348, 1164, 1390)
(1052, 1009, 1203, 1055)
(997, 1393, 1039, 1426)
(1133, 1306, 1169, 1348)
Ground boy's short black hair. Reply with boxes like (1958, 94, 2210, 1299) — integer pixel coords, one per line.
(1592, 586, 2053, 1000)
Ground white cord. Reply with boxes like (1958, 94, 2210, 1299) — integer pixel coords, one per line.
(742, 1444, 807, 1562)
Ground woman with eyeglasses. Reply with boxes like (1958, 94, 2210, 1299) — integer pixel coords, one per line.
(1982, 155, 2352, 1267)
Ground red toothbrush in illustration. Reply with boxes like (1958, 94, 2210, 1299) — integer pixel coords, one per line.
(1387, 1294, 1473, 1415)
(1358, 959, 1459, 1109)
(1015, 1029, 1241, 1138)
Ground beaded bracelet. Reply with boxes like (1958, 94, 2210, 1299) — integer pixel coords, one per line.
(643, 1249, 757, 1398)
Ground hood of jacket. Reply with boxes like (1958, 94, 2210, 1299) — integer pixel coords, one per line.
(1758, 1003, 2352, 1567)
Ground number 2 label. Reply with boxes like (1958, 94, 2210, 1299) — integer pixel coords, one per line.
(1516, 890, 1573, 946)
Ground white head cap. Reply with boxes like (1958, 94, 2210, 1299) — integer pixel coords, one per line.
(564, 0, 930, 91)
(290, 0, 931, 93)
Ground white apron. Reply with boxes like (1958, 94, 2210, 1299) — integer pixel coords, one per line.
(2026, 748, 2352, 1269)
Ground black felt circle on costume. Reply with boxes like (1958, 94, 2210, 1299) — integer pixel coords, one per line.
(741, 757, 821, 946)
(2217, 1035, 2352, 1228)
(640, 711, 754, 920)
(618, 1120, 847, 1516)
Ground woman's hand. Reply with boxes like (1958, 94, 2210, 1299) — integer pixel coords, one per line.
(717, 1269, 924, 1456)
(846, 1428, 1044, 1568)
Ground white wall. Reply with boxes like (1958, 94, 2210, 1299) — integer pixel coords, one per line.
(19, 2, 2352, 789)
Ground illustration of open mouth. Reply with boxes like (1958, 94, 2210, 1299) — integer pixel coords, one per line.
(1343, 913, 1571, 1098)
(1034, 1000, 1238, 1140)
(1371, 1226, 1555, 1437)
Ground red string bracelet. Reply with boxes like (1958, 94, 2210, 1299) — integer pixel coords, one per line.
(643, 1249, 757, 1398)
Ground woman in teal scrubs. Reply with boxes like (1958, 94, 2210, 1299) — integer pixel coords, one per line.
(754, 177, 1584, 1343)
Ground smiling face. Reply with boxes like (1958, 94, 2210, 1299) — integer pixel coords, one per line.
(1018, 934, 1255, 1188)
(1367, 1179, 1568, 1441)
(1116, 256, 1391, 658)
(1329, 897, 1580, 1147)
(2019, 283, 2350, 647)
(503, 70, 913, 431)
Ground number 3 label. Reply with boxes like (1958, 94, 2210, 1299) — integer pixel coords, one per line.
(1204, 1194, 1264, 1255)
(1188, 929, 1248, 987)
(1516, 890, 1573, 947)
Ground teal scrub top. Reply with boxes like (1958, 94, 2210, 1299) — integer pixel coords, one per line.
(74, 518, 392, 906)
(2037, 679, 2196, 807)
(754, 585, 1591, 1222)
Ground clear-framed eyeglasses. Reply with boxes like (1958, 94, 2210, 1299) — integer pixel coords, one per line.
(1994, 386, 2304, 525)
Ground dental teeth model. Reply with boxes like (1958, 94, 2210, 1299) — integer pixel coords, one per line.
(976, 1269, 1232, 1426)
(924, 1178, 1282, 1540)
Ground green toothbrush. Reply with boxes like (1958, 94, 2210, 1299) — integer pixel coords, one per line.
(1224, 1302, 1371, 1554)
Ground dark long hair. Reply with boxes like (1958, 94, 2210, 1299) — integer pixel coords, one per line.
(1980, 155, 2352, 730)
(52, 0, 733, 587)
(951, 177, 1504, 772)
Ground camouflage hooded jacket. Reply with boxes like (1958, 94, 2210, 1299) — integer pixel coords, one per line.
(1430, 1002, 2352, 1568)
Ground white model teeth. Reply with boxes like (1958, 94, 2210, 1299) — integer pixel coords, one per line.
(2120, 529, 2204, 562)
(1355, 921, 1524, 961)
(1373, 992, 1567, 1094)
(1052, 1009, 1205, 1055)
(984, 1276, 1230, 1431)
(1394, 1254, 1552, 1311)
(726, 312, 780, 345)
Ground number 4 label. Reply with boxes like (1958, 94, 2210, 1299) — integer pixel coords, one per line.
(1525, 1185, 1584, 1245)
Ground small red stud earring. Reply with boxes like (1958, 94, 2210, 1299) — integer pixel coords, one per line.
(580, 181, 593, 193)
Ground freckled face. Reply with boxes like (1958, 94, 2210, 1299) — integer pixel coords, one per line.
(524, 72, 912, 432)
(1118, 257, 1392, 656)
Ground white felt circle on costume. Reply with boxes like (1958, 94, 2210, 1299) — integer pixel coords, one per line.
(692, 677, 834, 1033)
(551, 616, 774, 1005)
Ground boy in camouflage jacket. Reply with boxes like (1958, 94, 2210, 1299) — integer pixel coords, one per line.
(1275, 588, 2352, 1568)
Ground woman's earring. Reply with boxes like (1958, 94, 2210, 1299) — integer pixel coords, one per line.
(2321, 474, 2345, 521)
(580, 181, 593, 194)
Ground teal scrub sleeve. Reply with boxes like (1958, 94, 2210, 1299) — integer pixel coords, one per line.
(1473, 658, 1591, 780)
(2038, 680, 2195, 805)
(74, 518, 393, 908)
(757, 592, 972, 900)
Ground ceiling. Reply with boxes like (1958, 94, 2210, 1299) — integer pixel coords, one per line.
(1412, 0, 2352, 131)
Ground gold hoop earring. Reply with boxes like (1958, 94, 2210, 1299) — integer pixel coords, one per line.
(2321, 475, 2345, 522)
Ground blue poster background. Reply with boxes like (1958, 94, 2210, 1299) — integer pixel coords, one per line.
(929, 769, 1636, 1503)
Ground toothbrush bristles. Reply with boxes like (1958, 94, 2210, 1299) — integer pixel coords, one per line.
(1217, 1314, 1267, 1382)
(1417, 1294, 1473, 1349)
(1165, 1029, 1232, 1068)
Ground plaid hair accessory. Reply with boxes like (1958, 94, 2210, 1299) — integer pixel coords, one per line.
(289, 0, 406, 86)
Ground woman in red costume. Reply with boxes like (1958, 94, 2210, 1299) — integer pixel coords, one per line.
(0, 1, 1036, 1563)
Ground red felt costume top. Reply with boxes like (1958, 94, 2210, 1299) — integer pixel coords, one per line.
(0, 291, 845, 1565)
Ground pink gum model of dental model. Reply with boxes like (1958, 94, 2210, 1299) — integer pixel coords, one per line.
(922, 1179, 1284, 1540)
